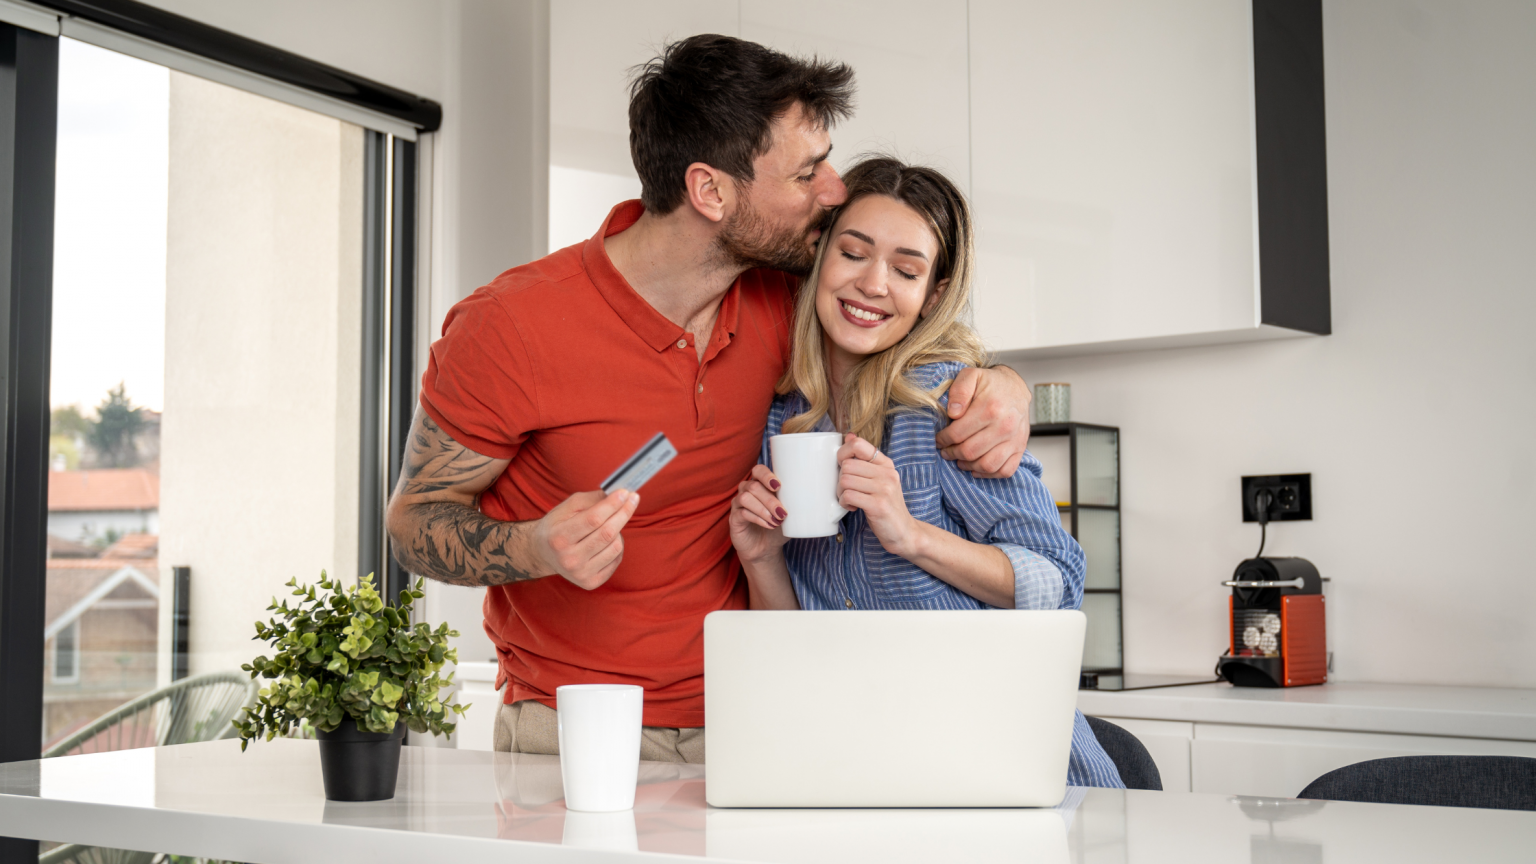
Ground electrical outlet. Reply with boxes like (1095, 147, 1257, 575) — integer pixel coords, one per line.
(1241, 474, 1312, 522)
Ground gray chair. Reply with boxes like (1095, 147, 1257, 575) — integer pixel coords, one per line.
(1084, 715, 1161, 791)
(40, 672, 258, 864)
(1298, 755, 1536, 811)
(43, 670, 256, 759)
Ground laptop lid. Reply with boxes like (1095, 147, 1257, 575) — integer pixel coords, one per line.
(704, 610, 1086, 808)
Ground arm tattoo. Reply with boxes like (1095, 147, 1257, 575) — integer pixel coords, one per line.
(393, 501, 538, 588)
(387, 412, 541, 587)
(398, 414, 497, 495)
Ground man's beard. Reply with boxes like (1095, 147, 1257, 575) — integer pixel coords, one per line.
(715, 196, 827, 278)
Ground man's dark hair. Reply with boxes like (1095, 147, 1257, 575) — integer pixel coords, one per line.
(628, 34, 855, 214)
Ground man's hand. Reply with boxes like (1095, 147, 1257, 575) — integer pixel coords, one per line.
(935, 366, 1031, 479)
(531, 489, 640, 590)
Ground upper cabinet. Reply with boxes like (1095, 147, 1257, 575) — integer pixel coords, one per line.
(741, 0, 971, 195)
(969, 0, 1329, 357)
(547, 2, 1330, 358)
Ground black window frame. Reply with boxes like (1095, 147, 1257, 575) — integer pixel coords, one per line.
(0, 3, 435, 817)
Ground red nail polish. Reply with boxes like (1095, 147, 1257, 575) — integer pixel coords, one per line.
(775, 507, 787, 519)
(770, 480, 780, 490)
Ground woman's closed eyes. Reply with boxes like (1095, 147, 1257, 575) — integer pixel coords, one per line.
(838, 249, 922, 281)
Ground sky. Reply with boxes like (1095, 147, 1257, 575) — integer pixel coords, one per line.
(51, 38, 169, 414)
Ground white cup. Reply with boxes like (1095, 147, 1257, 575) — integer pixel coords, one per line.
(768, 432, 850, 538)
(556, 684, 643, 812)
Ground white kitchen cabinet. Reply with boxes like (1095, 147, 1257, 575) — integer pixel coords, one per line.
(550, 2, 1330, 354)
(549, 0, 973, 246)
(445, 660, 501, 751)
(550, 1, 738, 177)
(968, 0, 1330, 358)
(1084, 682, 1536, 796)
(1096, 717, 1194, 792)
(1098, 715, 1536, 797)
(548, 2, 739, 250)
(741, 0, 971, 193)
(1190, 723, 1536, 798)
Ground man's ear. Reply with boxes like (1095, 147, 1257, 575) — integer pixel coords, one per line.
(920, 278, 951, 318)
(685, 162, 731, 224)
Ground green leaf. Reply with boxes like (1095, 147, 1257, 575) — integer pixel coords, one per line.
(374, 679, 404, 707)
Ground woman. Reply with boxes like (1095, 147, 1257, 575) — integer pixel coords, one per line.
(728, 157, 1123, 788)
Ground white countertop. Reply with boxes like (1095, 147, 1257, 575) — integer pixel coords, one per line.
(1077, 681, 1536, 740)
(1, 740, 1531, 863)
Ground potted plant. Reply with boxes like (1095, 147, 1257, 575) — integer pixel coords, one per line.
(233, 572, 468, 801)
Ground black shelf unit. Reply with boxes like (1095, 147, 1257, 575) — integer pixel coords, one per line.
(1030, 422, 1122, 681)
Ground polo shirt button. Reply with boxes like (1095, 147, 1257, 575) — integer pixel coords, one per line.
(697, 383, 704, 393)
(836, 532, 843, 543)
(677, 339, 687, 349)
(845, 598, 854, 609)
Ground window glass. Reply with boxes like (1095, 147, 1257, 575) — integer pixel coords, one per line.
(52, 622, 79, 684)
(45, 37, 365, 753)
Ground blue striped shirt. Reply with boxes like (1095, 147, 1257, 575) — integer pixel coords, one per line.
(761, 361, 1125, 789)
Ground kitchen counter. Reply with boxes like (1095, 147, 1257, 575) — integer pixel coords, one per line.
(1, 739, 1531, 864)
(1077, 681, 1536, 741)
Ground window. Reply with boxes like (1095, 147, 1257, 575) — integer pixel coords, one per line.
(0, 7, 433, 762)
(52, 620, 80, 685)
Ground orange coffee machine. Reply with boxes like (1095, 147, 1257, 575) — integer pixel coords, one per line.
(1216, 557, 1326, 688)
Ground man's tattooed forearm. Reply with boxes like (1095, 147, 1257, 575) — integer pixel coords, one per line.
(393, 501, 540, 588)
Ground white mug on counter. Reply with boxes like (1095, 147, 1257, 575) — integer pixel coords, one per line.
(768, 432, 850, 538)
(556, 683, 643, 812)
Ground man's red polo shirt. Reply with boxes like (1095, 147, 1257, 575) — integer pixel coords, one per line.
(418, 201, 794, 727)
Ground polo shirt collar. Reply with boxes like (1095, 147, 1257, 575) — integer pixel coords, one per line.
(583, 200, 740, 353)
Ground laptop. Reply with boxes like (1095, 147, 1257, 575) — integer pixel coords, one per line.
(704, 609, 1086, 808)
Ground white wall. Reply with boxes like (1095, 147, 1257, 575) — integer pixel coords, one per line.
(159, 73, 363, 681)
(1010, 0, 1536, 688)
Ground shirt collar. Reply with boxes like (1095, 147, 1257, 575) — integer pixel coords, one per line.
(582, 200, 740, 353)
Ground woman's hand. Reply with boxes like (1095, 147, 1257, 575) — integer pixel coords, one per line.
(837, 434, 921, 559)
(729, 464, 789, 566)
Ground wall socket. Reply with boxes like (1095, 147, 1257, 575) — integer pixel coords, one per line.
(1241, 474, 1312, 522)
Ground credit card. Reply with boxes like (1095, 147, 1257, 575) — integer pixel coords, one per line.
(600, 432, 677, 494)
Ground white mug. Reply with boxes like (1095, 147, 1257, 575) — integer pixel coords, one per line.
(768, 432, 850, 538)
(556, 684, 643, 812)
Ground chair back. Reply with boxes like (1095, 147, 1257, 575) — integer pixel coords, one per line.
(1084, 716, 1162, 791)
(1299, 755, 1536, 811)
(44, 671, 257, 758)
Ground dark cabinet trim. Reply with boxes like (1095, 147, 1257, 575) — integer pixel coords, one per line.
(1253, 0, 1332, 335)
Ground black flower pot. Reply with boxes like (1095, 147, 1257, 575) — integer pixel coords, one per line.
(315, 719, 406, 801)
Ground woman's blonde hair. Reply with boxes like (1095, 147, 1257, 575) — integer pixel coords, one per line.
(778, 157, 988, 448)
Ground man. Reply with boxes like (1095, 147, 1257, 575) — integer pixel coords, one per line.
(385, 35, 1032, 763)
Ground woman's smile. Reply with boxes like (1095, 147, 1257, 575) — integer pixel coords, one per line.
(838, 298, 891, 326)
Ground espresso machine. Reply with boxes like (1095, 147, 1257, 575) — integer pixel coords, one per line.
(1216, 556, 1327, 688)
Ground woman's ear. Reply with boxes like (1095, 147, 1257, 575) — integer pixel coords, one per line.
(920, 278, 950, 318)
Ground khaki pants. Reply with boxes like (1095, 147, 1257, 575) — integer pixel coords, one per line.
(495, 699, 706, 764)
